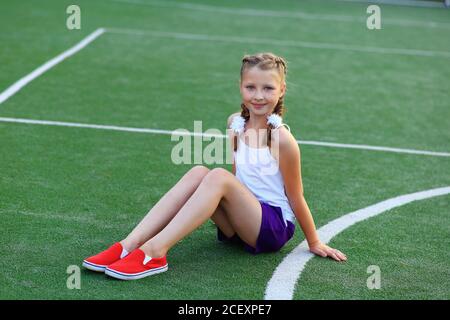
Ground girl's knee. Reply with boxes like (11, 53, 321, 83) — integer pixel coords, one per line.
(188, 165, 210, 180)
(202, 168, 231, 187)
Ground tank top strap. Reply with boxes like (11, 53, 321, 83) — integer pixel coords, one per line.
(270, 123, 291, 132)
(279, 123, 291, 132)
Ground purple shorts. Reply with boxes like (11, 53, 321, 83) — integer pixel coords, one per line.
(217, 201, 295, 254)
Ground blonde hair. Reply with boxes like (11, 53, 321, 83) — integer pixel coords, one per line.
(235, 52, 288, 151)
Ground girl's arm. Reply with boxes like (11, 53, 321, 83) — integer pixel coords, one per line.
(277, 129, 347, 262)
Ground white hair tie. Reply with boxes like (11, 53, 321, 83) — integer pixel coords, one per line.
(266, 113, 283, 129)
(229, 115, 246, 134)
(229, 113, 289, 133)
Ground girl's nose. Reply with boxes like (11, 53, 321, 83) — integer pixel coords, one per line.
(254, 90, 264, 100)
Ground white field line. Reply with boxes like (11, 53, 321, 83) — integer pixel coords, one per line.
(12, 210, 137, 230)
(0, 117, 224, 138)
(16, 211, 110, 229)
(106, 28, 450, 59)
(0, 28, 105, 105)
(110, 0, 450, 29)
(265, 186, 450, 300)
(0, 117, 449, 157)
(297, 140, 450, 157)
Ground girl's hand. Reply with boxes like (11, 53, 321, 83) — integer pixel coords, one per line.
(309, 241, 347, 262)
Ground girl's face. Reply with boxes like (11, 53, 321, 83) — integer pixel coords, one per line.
(240, 66, 286, 117)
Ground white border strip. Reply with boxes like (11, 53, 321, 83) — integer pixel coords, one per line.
(336, 0, 446, 9)
(0, 28, 106, 105)
(0, 117, 449, 157)
(265, 186, 450, 300)
(106, 28, 450, 59)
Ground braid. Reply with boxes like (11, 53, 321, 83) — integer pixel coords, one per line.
(233, 103, 251, 152)
(267, 95, 286, 149)
(240, 102, 250, 121)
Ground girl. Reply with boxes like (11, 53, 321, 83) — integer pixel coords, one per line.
(82, 52, 347, 280)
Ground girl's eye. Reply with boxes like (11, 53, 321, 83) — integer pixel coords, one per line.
(264, 87, 275, 90)
(246, 86, 255, 89)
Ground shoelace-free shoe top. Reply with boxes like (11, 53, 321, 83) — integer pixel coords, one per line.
(82, 242, 128, 272)
(105, 249, 168, 280)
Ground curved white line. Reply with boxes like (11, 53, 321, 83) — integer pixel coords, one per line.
(264, 186, 450, 300)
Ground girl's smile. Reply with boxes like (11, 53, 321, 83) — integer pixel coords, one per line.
(252, 103, 266, 109)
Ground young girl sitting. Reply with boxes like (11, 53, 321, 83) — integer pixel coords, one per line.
(82, 52, 347, 280)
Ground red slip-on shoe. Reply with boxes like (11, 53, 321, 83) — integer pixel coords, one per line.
(82, 242, 129, 272)
(105, 249, 168, 280)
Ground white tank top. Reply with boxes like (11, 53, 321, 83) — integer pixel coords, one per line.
(233, 131, 296, 227)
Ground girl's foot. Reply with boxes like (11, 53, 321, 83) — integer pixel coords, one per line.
(82, 242, 129, 272)
(105, 249, 168, 280)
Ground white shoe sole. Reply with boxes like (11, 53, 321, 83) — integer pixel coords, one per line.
(105, 265, 168, 280)
(82, 260, 107, 272)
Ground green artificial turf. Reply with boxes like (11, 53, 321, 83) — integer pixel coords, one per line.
(0, 0, 449, 299)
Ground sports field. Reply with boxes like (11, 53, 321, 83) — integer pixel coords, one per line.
(0, 0, 449, 300)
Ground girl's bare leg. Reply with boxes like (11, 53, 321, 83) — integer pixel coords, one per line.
(210, 204, 235, 238)
(140, 168, 263, 257)
(120, 165, 210, 251)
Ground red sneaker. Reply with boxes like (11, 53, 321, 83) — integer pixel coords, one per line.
(105, 249, 168, 280)
(82, 242, 129, 272)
